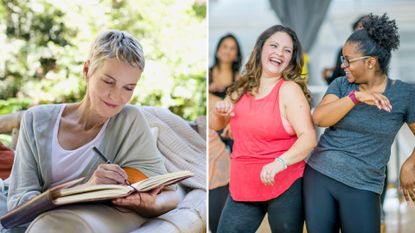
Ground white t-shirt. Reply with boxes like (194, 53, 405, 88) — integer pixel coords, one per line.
(51, 105, 108, 187)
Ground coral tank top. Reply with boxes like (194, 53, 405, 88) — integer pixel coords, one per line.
(229, 78, 305, 201)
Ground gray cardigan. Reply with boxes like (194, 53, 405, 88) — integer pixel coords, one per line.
(7, 104, 167, 210)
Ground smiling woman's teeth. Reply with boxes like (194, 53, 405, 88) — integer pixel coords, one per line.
(270, 58, 281, 64)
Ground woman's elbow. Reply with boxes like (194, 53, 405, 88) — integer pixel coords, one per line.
(297, 131, 317, 159)
(208, 116, 222, 131)
(313, 114, 333, 128)
(208, 117, 226, 131)
(312, 110, 336, 128)
(312, 112, 322, 127)
(304, 130, 317, 151)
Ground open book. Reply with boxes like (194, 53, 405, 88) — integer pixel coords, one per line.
(0, 170, 193, 229)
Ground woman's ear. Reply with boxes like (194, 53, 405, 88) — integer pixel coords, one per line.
(367, 57, 377, 69)
(83, 60, 90, 80)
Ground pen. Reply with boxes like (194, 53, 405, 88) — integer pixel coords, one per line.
(92, 146, 130, 185)
(92, 146, 112, 164)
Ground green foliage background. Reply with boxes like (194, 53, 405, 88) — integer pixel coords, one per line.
(0, 0, 206, 120)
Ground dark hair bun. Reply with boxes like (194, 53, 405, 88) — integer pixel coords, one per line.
(362, 13, 400, 51)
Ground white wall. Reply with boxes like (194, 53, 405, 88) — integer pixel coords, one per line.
(209, 0, 280, 68)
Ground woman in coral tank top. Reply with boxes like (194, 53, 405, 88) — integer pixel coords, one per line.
(210, 25, 316, 233)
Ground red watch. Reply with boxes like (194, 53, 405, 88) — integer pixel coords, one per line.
(348, 90, 360, 105)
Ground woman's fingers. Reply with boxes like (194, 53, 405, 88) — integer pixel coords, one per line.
(106, 164, 128, 178)
(401, 183, 415, 202)
(214, 101, 234, 116)
(260, 167, 275, 186)
(407, 186, 415, 202)
(371, 94, 384, 110)
(374, 93, 392, 112)
(403, 189, 410, 202)
(94, 176, 116, 184)
(402, 188, 415, 202)
(260, 169, 265, 184)
(362, 92, 392, 112)
(410, 190, 415, 202)
(267, 172, 275, 186)
(93, 164, 128, 184)
(149, 186, 164, 196)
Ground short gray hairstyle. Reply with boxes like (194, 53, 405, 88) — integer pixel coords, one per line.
(87, 30, 145, 74)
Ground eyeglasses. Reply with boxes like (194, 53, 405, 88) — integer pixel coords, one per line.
(340, 56, 371, 67)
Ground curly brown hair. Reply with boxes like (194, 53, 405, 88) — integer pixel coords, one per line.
(226, 25, 311, 104)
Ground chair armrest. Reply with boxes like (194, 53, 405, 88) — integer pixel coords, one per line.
(0, 111, 23, 134)
(189, 116, 206, 141)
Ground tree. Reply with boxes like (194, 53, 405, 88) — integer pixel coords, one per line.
(0, 0, 206, 120)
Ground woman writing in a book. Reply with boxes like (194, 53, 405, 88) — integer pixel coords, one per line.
(2, 30, 180, 232)
(210, 25, 316, 233)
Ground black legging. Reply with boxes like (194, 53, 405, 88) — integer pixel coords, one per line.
(380, 167, 388, 216)
(217, 178, 304, 233)
(209, 184, 229, 233)
(303, 166, 380, 233)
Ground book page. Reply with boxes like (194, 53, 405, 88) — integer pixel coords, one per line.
(54, 188, 132, 205)
(132, 171, 193, 191)
(59, 184, 131, 197)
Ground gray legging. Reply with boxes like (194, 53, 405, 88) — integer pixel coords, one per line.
(303, 166, 380, 233)
(217, 178, 304, 233)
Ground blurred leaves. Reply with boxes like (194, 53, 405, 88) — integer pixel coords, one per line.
(0, 0, 206, 120)
(0, 98, 31, 114)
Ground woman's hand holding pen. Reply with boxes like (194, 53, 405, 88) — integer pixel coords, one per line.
(90, 146, 129, 185)
(214, 99, 234, 117)
(87, 164, 128, 185)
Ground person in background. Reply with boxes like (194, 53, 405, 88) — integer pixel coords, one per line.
(209, 33, 242, 99)
(209, 33, 243, 148)
(208, 94, 231, 233)
(211, 25, 316, 233)
(305, 13, 415, 233)
(208, 33, 242, 233)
